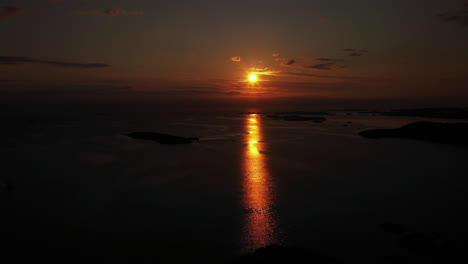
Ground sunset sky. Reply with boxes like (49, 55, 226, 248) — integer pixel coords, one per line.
(1, 0, 468, 102)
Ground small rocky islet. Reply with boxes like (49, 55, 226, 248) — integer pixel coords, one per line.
(359, 121, 468, 146)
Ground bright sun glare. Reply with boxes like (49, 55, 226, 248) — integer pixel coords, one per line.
(249, 74, 257, 82)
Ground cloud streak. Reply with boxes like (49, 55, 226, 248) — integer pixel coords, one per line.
(0, 6, 23, 19)
(76, 8, 144, 17)
(281, 60, 343, 71)
(77, 8, 126, 16)
(316, 58, 345, 62)
(0, 56, 110, 68)
(272, 71, 362, 80)
(303, 63, 335, 70)
(344, 48, 368, 57)
(439, 13, 468, 27)
(438, 2, 468, 27)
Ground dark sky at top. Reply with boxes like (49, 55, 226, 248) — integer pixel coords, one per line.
(1, 0, 468, 101)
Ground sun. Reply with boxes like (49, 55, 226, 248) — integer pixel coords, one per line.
(249, 74, 257, 82)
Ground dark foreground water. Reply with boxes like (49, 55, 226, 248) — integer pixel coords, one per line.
(1, 103, 468, 263)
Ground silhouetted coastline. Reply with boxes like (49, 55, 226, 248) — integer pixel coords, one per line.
(359, 122, 468, 146)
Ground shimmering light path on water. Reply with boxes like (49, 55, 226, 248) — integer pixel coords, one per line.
(241, 114, 278, 252)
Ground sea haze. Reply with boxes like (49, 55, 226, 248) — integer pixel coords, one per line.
(1, 102, 468, 263)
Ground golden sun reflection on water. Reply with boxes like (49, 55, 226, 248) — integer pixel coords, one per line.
(242, 114, 278, 252)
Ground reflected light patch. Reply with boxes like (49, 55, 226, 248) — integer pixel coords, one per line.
(241, 114, 278, 252)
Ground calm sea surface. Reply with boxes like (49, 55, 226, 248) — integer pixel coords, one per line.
(1, 103, 468, 262)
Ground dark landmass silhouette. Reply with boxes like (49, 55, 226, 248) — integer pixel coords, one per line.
(240, 112, 269, 115)
(274, 111, 329, 115)
(363, 108, 468, 120)
(359, 122, 468, 146)
(126, 132, 199, 144)
(379, 222, 468, 263)
(267, 115, 327, 122)
(235, 245, 340, 264)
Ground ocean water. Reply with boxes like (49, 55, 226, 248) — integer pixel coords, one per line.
(1, 103, 468, 262)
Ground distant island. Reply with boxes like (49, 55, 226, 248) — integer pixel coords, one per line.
(363, 108, 468, 120)
(359, 122, 468, 146)
(267, 115, 327, 122)
(126, 132, 199, 144)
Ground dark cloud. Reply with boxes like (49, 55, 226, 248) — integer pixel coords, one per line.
(274, 71, 362, 80)
(150, 89, 245, 96)
(343, 48, 368, 57)
(48, 85, 131, 93)
(0, 6, 23, 19)
(344, 48, 368, 54)
(76, 8, 126, 17)
(0, 56, 110, 68)
(438, 2, 468, 27)
(0, 83, 131, 95)
(303, 63, 335, 70)
(316, 58, 345, 62)
(254, 80, 352, 94)
(440, 15, 462, 22)
(439, 13, 468, 27)
(76, 8, 143, 17)
(280, 59, 345, 70)
(0, 84, 240, 102)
